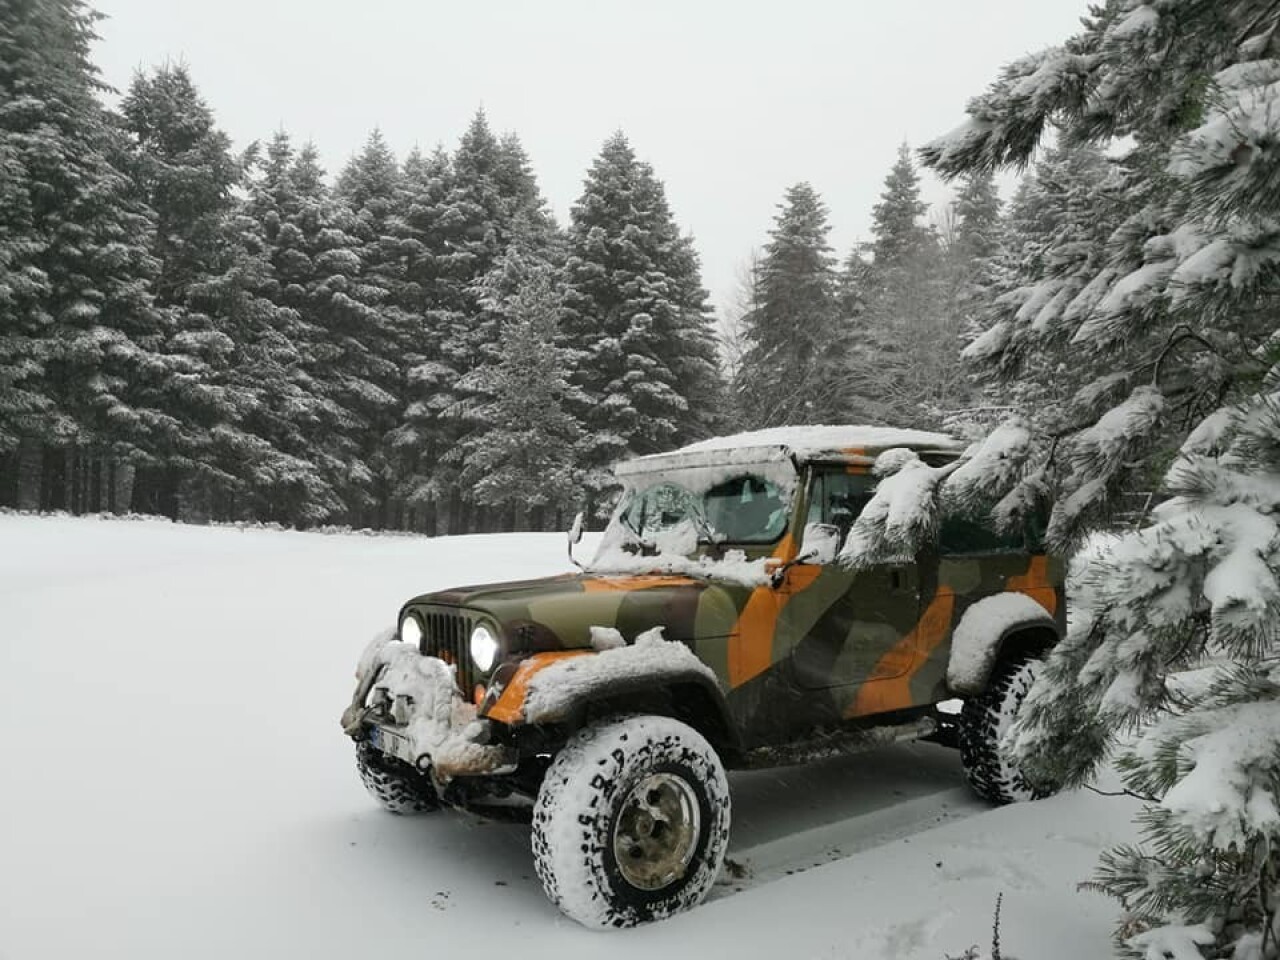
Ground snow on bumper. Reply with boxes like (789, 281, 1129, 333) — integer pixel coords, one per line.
(341, 630, 514, 780)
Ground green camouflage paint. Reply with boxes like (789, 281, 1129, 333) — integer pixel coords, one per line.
(390, 449, 1067, 757)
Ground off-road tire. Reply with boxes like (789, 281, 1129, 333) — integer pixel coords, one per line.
(355, 740, 441, 814)
(531, 715, 731, 929)
(959, 655, 1057, 805)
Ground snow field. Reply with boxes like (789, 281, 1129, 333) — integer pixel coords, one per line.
(0, 515, 1137, 959)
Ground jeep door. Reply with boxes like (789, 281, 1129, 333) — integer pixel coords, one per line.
(786, 467, 928, 716)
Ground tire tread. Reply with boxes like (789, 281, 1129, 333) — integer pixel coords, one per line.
(532, 715, 730, 929)
(355, 740, 441, 814)
(959, 656, 1046, 805)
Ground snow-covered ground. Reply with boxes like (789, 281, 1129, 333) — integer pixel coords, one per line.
(0, 515, 1139, 959)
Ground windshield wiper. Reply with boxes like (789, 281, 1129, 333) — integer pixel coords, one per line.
(689, 511, 718, 543)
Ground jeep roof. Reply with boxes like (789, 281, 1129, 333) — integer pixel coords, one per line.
(616, 424, 966, 476)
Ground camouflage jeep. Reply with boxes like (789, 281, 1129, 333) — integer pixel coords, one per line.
(340, 426, 1066, 929)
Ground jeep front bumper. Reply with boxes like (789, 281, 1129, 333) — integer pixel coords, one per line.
(341, 630, 516, 781)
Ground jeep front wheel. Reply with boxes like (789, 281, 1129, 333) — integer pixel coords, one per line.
(959, 655, 1059, 805)
(531, 715, 731, 928)
(355, 740, 441, 814)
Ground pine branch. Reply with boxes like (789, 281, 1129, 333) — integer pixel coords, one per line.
(1083, 783, 1160, 804)
(1151, 326, 1221, 389)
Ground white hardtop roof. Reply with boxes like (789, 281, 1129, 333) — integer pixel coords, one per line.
(615, 424, 964, 476)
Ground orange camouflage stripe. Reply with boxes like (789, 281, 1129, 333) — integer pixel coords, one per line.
(727, 533, 823, 688)
(581, 574, 700, 593)
(1006, 554, 1057, 615)
(845, 587, 956, 718)
(483, 650, 590, 724)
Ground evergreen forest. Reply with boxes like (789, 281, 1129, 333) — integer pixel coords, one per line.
(3, 0, 1006, 533)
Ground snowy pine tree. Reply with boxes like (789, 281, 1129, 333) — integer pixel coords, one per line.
(390, 114, 566, 533)
(450, 247, 583, 530)
(921, 3, 1280, 955)
(493, 130, 558, 249)
(957, 142, 1116, 439)
(836, 242, 875, 362)
(0, 0, 165, 514)
(873, 143, 934, 265)
(245, 132, 392, 525)
(120, 64, 279, 521)
(563, 132, 720, 501)
(196, 137, 342, 526)
(847, 144, 956, 427)
(334, 129, 407, 527)
(735, 182, 849, 426)
(439, 117, 559, 531)
(933, 170, 1002, 434)
(950, 170, 1002, 269)
(383, 145, 456, 532)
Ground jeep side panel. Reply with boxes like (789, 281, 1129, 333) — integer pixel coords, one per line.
(455, 474, 1066, 756)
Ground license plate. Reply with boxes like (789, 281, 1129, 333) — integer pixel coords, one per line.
(371, 726, 416, 765)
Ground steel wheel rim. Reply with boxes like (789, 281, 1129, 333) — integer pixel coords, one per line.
(612, 772, 701, 891)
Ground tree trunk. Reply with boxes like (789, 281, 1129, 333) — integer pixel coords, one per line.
(129, 464, 178, 518)
(178, 473, 209, 524)
(439, 491, 457, 537)
(114, 462, 136, 514)
(97, 458, 109, 514)
(83, 454, 96, 513)
(161, 465, 180, 520)
(0, 453, 12, 508)
(63, 446, 76, 514)
(16, 438, 42, 511)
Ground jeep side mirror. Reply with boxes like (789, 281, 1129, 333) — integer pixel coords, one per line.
(800, 522, 841, 566)
(567, 511, 586, 570)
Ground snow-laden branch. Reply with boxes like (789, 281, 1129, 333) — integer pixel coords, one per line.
(839, 420, 1035, 570)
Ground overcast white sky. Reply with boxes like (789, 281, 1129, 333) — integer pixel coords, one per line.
(93, 0, 1086, 314)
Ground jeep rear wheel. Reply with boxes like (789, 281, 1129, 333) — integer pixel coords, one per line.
(959, 655, 1059, 805)
(531, 715, 731, 928)
(355, 740, 441, 814)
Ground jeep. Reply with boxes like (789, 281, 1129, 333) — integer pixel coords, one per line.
(340, 425, 1066, 928)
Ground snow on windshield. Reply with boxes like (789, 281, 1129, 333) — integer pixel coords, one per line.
(585, 463, 797, 586)
(617, 475, 790, 545)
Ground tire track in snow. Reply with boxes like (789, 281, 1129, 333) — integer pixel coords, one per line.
(710, 742, 989, 899)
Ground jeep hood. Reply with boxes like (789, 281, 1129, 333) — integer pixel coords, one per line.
(403, 572, 750, 650)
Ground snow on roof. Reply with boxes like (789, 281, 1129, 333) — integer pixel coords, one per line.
(618, 425, 963, 475)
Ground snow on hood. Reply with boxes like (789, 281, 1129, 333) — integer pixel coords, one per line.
(585, 542, 773, 588)
(585, 517, 773, 587)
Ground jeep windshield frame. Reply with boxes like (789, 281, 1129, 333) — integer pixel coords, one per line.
(616, 472, 793, 547)
(590, 452, 802, 574)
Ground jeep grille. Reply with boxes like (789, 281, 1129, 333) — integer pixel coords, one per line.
(418, 607, 477, 694)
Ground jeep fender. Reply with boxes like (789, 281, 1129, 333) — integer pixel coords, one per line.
(946, 593, 1059, 696)
(483, 646, 738, 751)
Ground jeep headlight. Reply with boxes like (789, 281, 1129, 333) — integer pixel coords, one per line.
(399, 615, 423, 646)
(470, 624, 499, 672)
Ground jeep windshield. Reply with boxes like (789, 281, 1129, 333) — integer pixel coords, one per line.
(617, 474, 790, 546)
(586, 456, 799, 585)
